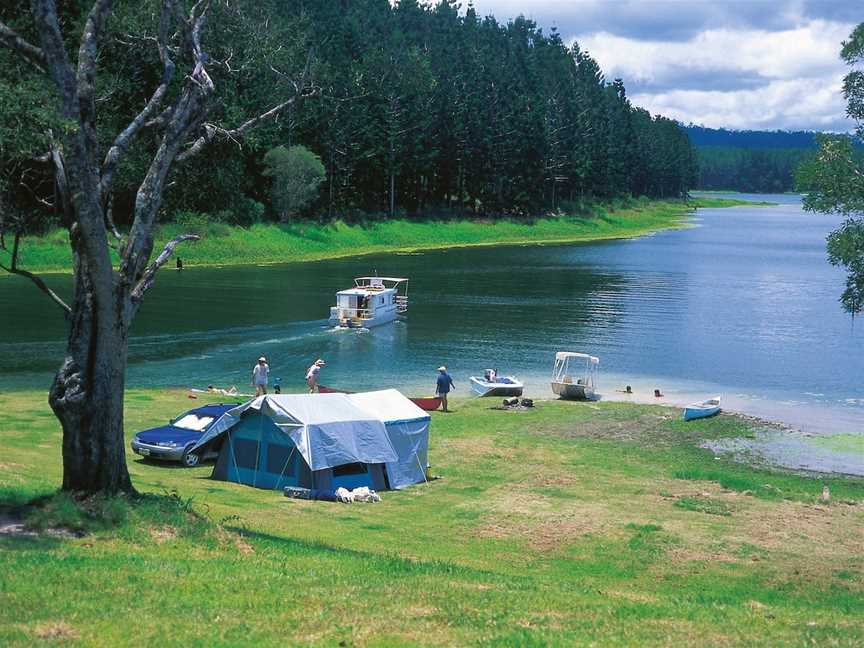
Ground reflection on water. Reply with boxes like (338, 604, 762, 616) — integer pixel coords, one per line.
(1, 195, 862, 456)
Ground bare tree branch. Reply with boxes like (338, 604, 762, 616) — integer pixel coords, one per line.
(30, 0, 77, 111)
(176, 47, 317, 162)
(121, 0, 215, 285)
(100, 0, 176, 198)
(0, 19, 47, 70)
(76, 0, 112, 156)
(0, 230, 71, 315)
(129, 233, 199, 303)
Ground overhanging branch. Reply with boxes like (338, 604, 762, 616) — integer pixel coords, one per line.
(176, 47, 317, 162)
(130, 233, 199, 303)
(0, 231, 71, 315)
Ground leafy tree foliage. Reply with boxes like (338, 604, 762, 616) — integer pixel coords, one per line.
(797, 23, 864, 315)
(2, 0, 697, 232)
(263, 145, 325, 222)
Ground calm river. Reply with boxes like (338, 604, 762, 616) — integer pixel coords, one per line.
(1, 194, 862, 472)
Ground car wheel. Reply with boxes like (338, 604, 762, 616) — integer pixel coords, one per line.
(181, 446, 200, 468)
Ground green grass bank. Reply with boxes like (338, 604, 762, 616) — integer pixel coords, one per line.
(1, 197, 763, 274)
(1, 390, 861, 646)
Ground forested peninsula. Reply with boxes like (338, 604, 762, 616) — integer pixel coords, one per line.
(1, 0, 696, 246)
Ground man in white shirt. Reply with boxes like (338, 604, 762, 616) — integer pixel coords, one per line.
(306, 358, 325, 393)
(251, 357, 269, 396)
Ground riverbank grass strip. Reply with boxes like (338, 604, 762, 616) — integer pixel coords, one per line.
(0, 198, 759, 275)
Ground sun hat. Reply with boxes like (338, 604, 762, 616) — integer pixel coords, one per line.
(258, 356, 266, 362)
(315, 358, 326, 366)
(437, 365, 446, 371)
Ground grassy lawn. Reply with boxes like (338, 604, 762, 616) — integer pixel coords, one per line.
(1, 389, 861, 646)
(0, 198, 766, 274)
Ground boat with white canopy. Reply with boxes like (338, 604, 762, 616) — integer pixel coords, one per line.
(328, 276, 408, 328)
(551, 352, 599, 400)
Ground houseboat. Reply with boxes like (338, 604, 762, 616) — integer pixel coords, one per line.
(328, 276, 409, 328)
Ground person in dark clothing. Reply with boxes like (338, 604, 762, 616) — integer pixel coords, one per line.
(435, 365, 455, 412)
(176, 257, 183, 270)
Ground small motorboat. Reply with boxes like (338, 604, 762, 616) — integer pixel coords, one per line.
(318, 385, 442, 411)
(683, 397, 721, 421)
(551, 352, 599, 400)
(470, 371, 524, 397)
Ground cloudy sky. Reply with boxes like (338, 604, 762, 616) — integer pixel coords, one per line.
(468, 0, 858, 132)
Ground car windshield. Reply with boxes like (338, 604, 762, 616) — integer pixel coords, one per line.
(172, 414, 215, 431)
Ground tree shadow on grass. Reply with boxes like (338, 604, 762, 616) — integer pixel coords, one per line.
(0, 492, 69, 551)
(222, 524, 517, 586)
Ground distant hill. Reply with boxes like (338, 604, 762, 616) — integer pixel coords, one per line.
(685, 126, 819, 150)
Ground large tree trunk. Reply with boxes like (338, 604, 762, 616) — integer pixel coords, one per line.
(50, 322, 132, 493)
(49, 250, 134, 493)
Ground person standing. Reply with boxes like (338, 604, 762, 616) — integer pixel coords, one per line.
(251, 356, 269, 396)
(436, 365, 455, 412)
(306, 358, 326, 393)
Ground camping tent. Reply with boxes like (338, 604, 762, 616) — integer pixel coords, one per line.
(189, 390, 430, 491)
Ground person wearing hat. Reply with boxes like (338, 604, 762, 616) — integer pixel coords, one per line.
(251, 357, 270, 396)
(435, 365, 455, 412)
(306, 358, 326, 393)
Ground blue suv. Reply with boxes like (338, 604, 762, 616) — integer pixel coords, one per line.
(131, 403, 238, 467)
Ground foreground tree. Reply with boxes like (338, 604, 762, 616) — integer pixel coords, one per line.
(0, 0, 313, 493)
(798, 23, 864, 315)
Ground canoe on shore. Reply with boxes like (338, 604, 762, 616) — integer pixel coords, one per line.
(683, 397, 721, 421)
(319, 385, 442, 411)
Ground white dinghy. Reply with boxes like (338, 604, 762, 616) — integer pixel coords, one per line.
(470, 370, 524, 397)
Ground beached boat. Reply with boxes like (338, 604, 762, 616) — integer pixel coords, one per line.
(683, 397, 721, 421)
(319, 385, 441, 411)
(469, 372, 524, 397)
(551, 352, 599, 400)
(328, 276, 408, 328)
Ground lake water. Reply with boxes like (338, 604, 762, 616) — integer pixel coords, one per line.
(1, 194, 862, 473)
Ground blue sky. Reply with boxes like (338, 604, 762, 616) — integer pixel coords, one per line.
(468, 0, 857, 132)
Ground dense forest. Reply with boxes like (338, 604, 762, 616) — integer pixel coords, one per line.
(0, 0, 697, 230)
(686, 126, 816, 192)
(685, 126, 862, 193)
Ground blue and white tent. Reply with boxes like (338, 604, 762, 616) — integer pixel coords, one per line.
(189, 390, 430, 491)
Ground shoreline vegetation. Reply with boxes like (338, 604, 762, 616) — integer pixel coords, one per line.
(1, 197, 769, 275)
(1, 389, 861, 645)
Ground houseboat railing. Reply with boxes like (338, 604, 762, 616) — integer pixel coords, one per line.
(332, 307, 372, 320)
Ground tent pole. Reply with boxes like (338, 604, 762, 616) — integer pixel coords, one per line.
(414, 450, 428, 484)
(252, 413, 263, 488)
(229, 431, 240, 481)
(274, 447, 297, 492)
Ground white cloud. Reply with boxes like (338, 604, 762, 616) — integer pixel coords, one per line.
(631, 74, 851, 131)
(577, 21, 850, 86)
(575, 20, 856, 131)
